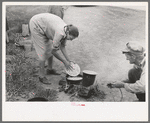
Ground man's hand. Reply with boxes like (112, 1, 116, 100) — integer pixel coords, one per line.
(64, 61, 73, 71)
(108, 81, 125, 88)
(69, 60, 76, 64)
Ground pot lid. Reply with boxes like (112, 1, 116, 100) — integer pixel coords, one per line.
(67, 77, 83, 81)
(65, 62, 80, 76)
(82, 70, 97, 75)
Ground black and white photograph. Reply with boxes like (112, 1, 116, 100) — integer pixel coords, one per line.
(2, 2, 148, 121)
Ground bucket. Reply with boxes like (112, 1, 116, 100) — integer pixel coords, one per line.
(82, 70, 97, 87)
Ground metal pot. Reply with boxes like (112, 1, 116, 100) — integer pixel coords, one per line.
(82, 70, 98, 87)
(66, 76, 83, 85)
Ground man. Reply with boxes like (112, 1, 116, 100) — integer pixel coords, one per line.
(29, 13, 79, 84)
(110, 42, 146, 101)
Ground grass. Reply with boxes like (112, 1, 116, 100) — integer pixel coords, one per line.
(6, 43, 58, 101)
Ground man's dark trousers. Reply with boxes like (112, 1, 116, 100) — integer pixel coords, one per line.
(127, 67, 145, 101)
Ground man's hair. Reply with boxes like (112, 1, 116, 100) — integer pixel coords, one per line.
(66, 24, 79, 37)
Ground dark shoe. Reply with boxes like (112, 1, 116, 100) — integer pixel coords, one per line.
(39, 76, 51, 84)
(46, 69, 60, 75)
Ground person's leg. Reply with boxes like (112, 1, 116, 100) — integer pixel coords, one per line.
(39, 60, 45, 77)
(136, 93, 145, 102)
(46, 55, 60, 75)
(128, 68, 145, 101)
(47, 55, 53, 70)
(123, 68, 141, 83)
(128, 68, 142, 83)
(38, 59, 51, 84)
(29, 19, 50, 84)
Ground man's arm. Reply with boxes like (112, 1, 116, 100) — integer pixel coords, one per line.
(60, 41, 70, 62)
(124, 70, 145, 93)
(51, 33, 73, 70)
(51, 48, 65, 63)
(51, 48, 73, 70)
(51, 33, 67, 65)
(111, 70, 145, 93)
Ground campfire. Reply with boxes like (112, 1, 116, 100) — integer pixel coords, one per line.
(58, 62, 106, 101)
(58, 70, 103, 99)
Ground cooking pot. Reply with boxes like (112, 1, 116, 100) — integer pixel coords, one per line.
(66, 75, 83, 85)
(82, 70, 97, 87)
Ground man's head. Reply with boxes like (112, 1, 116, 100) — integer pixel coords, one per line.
(122, 42, 145, 65)
(65, 24, 79, 40)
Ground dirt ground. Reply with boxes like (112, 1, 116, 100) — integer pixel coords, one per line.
(6, 5, 146, 102)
